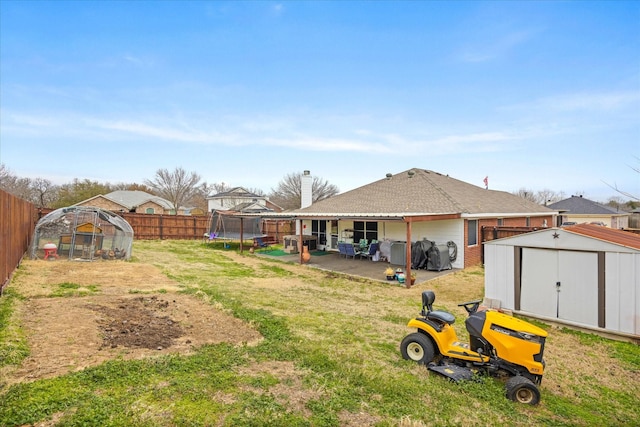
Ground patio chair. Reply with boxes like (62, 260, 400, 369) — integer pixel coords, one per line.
(360, 242, 379, 260)
(338, 242, 347, 258)
(254, 237, 271, 251)
(344, 243, 362, 259)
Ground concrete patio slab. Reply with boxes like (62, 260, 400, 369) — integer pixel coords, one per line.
(256, 250, 458, 285)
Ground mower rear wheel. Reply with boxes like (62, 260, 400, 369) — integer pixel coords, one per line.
(400, 333, 435, 365)
(505, 376, 540, 405)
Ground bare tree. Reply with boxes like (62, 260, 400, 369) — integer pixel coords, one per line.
(603, 156, 639, 202)
(0, 164, 33, 200)
(536, 188, 565, 206)
(269, 172, 339, 211)
(245, 187, 266, 197)
(513, 188, 565, 205)
(513, 188, 539, 203)
(144, 167, 203, 213)
(209, 182, 230, 195)
(31, 178, 59, 208)
(186, 181, 214, 212)
(0, 163, 11, 186)
(111, 182, 157, 193)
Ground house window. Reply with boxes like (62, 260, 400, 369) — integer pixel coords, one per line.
(468, 220, 478, 246)
(353, 221, 378, 244)
(145, 208, 155, 214)
(526, 217, 531, 227)
(497, 218, 503, 226)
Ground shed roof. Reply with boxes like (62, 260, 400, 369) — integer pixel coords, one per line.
(289, 168, 554, 218)
(564, 223, 640, 250)
(485, 224, 640, 252)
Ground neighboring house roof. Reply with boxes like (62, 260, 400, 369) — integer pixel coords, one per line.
(564, 223, 640, 251)
(233, 201, 274, 213)
(547, 196, 625, 215)
(79, 190, 174, 211)
(289, 168, 554, 218)
(106, 190, 174, 210)
(207, 187, 263, 199)
(76, 194, 130, 211)
(264, 199, 284, 213)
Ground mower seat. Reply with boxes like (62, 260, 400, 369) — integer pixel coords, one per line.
(422, 291, 456, 325)
(427, 310, 456, 325)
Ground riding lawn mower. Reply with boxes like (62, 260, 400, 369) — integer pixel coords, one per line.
(400, 291, 548, 405)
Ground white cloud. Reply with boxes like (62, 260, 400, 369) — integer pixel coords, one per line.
(2, 106, 524, 158)
(457, 28, 539, 63)
(263, 136, 390, 153)
(271, 3, 284, 16)
(122, 54, 149, 67)
(91, 119, 236, 144)
(536, 91, 640, 112)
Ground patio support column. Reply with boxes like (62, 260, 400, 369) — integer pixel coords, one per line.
(298, 219, 305, 264)
(405, 219, 412, 288)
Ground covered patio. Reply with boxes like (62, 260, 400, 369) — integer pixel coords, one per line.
(256, 250, 459, 285)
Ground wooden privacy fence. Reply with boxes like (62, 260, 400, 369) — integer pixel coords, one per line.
(119, 213, 294, 242)
(260, 219, 295, 243)
(118, 212, 211, 240)
(117, 213, 294, 241)
(480, 226, 544, 263)
(35, 209, 212, 241)
(37, 209, 294, 242)
(1, 189, 35, 291)
(481, 226, 543, 244)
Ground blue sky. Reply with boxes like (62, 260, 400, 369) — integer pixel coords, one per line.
(1, 1, 639, 202)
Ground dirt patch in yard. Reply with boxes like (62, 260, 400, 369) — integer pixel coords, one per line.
(1, 260, 263, 388)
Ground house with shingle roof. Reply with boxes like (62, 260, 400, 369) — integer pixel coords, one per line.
(281, 168, 556, 269)
(206, 187, 282, 213)
(76, 190, 176, 214)
(547, 195, 630, 229)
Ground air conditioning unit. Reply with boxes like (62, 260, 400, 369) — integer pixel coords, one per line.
(390, 241, 406, 265)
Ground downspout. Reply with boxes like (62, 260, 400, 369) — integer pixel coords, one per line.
(405, 218, 412, 288)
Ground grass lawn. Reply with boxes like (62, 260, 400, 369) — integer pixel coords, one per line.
(1, 239, 638, 426)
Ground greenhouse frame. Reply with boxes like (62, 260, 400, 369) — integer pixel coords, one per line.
(30, 206, 134, 261)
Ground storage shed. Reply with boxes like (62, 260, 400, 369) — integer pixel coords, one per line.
(484, 224, 640, 339)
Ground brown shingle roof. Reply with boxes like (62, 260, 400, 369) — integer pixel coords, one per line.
(293, 168, 553, 217)
(565, 223, 640, 250)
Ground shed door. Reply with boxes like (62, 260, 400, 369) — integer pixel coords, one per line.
(520, 248, 599, 327)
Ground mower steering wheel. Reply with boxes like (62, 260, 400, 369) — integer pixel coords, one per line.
(458, 299, 482, 314)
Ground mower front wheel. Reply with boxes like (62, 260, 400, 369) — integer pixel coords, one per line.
(400, 333, 435, 365)
(505, 376, 540, 405)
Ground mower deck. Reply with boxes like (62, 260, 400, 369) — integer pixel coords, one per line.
(428, 363, 478, 382)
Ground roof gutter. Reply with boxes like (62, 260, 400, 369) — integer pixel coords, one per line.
(228, 211, 555, 221)
(253, 211, 461, 220)
(461, 212, 558, 219)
